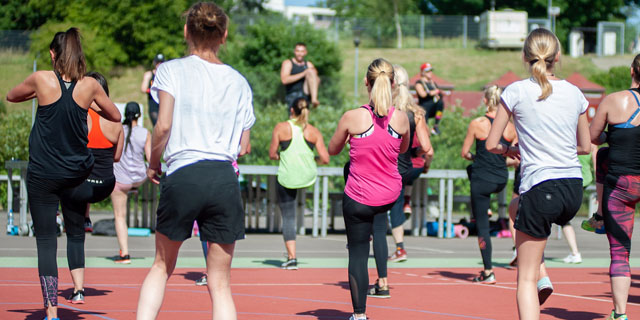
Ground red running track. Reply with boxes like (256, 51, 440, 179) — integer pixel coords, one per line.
(0, 267, 637, 319)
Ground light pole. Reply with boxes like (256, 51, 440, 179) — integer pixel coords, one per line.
(353, 28, 361, 104)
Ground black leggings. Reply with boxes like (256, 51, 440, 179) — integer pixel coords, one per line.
(470, 178, 506, 270)
(371, 212, 388, 279)
(276, 182, 299, 242)
(27, 171, 88, 307)
(60, 175, 116, 270)
(343, 193, 394, 314)
(421, 99, 444, 125)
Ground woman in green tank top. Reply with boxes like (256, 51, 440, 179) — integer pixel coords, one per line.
(269, 98, 330, 269)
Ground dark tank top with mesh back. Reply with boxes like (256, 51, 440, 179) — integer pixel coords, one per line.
(471, 116, 509, 184)
(607, 88, 640, 176)
(397, 111, 416, 177)
(285, 59, 308, 95)
(28, 72, 93, 179)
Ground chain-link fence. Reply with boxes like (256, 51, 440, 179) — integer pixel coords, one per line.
(0, 30, 31, 51)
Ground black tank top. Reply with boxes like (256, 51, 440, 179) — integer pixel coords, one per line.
(471, 116, 508, 184)
(607, 128, 640, 176)
(417, 80, 437, 108)
(285, 59, 307, 95)
(28, 72, 93, 179)
(397, 111, 416, 177)
(88, 147, 115, 179)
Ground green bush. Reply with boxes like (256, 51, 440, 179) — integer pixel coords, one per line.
(0, 111, 30, 209)
(590, 66, 631, 94)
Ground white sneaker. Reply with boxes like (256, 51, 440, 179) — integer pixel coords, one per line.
(562, 253, 582, 264)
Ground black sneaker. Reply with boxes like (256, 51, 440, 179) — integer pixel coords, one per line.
(472, 271, 496, 284)
(367, 282, 390, 299)
(67, 289, 85, 304)
(114, 252, 131, 264)
(281, 258, 298, 270)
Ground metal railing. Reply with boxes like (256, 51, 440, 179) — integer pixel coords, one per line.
(2, 162, 529, 239)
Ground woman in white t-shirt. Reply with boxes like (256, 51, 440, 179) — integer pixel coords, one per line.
(136, 3, 255, 319)
(486, 28, 591, 319)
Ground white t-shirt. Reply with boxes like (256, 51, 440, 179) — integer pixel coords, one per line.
(501, 78, 588, 194)
(151, 55, 255, 175)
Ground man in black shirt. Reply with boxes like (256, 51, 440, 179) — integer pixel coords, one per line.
(280, 43, 320, 108)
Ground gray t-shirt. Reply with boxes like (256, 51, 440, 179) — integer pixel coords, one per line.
(113, 125, 148, 185)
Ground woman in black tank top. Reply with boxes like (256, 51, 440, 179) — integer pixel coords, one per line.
(461, 85, 517, 284)
(7, 28, 120, 320)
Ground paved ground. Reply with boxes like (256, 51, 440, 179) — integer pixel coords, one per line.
(0, 210, 637, 269)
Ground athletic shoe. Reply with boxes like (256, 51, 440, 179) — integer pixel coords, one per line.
(367, 282, 390, 299)
(281, 258, 298, 270)
(606, 310, 628, 320)
(388, 249, 407, 262)
(195, 275, 208, 286)
(348, 314, 367, 320)
(431, 126, 441, 136)
(537, 276, 553, 305)
(472, 271, 496, 284)
(509, 248, 518, 267)
(84, 218, 93, 233)
(403, 203, 412, 220)
(114, 251, 131, 264)
(581, 213, 605, 234)
(562, 253, 582, 264)
(43, 318, 61, 320)
(67, 289, 85, 304)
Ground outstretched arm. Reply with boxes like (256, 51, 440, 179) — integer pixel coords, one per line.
(329, 112, 351, 155)
(7, 73, 37, 102)
(147, 90, 174, 184)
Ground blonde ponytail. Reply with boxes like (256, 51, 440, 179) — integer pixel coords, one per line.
(393, 64, 425, 117)
(367, 59, 394, 116)
(523, 28, 560, 100)
(484, 85, 502, 113)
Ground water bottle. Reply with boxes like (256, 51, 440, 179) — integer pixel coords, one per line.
(7, 210, 13, 233)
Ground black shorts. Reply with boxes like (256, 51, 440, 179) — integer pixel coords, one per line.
(285, 91, 309, 109)
(515, 178, 583, 239)
(513, 164, 521, 195)
(155, 160, 244, 243)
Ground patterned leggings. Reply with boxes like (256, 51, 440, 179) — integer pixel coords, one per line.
(603, 173, 640, 278)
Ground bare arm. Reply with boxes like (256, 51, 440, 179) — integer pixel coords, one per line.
(486, 101, 518, 159)
(576, 112, 591, 155)
(89, 79, 121, 122)
(280, 60, 307, 85)
(461, 119, 477, 160)
(269, 123, 282, 160)
(144, 130, 152, 162)
(329, 112, 351, 155)
(414, 115, 433, 156)
(239, 130, 251, 157)
(140, 71, 152, 94)
(589, 95, 610, 145)
(415, 82, 427, 98)
(7, 73, 37, 102)
(114, 126, 124, 162)
(312, 126, 330, 165)
(147, 90, 174, 184)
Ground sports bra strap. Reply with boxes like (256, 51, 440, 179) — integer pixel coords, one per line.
(629, 89, 640, 107)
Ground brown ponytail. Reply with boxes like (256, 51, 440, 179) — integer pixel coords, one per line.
(50, 27, 86, 81)
(185, 2, 228, 51)
(367, 58, 394, 116)
(632, 54, 640, 84)
(291, 97, 309, 127)
(523, 28, 560, 101)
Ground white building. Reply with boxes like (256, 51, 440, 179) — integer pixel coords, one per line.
(264, 0, 335, 28)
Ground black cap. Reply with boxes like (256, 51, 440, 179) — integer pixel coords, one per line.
(153, 53, 165, 64)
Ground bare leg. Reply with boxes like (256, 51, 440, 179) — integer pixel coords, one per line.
(562, 224, 580, 256)
(85, 203, 90, 219)
(612, 276, 631, 314)
(538, 262, 548, 279)
(391, 226, 404, 248)
(46, 301, 57, 319)
(285, 240, 296, 260)
(516, 230, 547, 320)
(136, 232, 182, 320)
(206, 242, 238, 320)
(70, 268, 84, 292)
(111, 184, 130, 255)
(303, 69, 320, 107)
(508, 195, 518, 247)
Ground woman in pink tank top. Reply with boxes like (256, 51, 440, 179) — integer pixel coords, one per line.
(328, 58, 410, 320)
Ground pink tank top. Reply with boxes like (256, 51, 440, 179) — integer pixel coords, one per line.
(344, 105, 403, 206)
